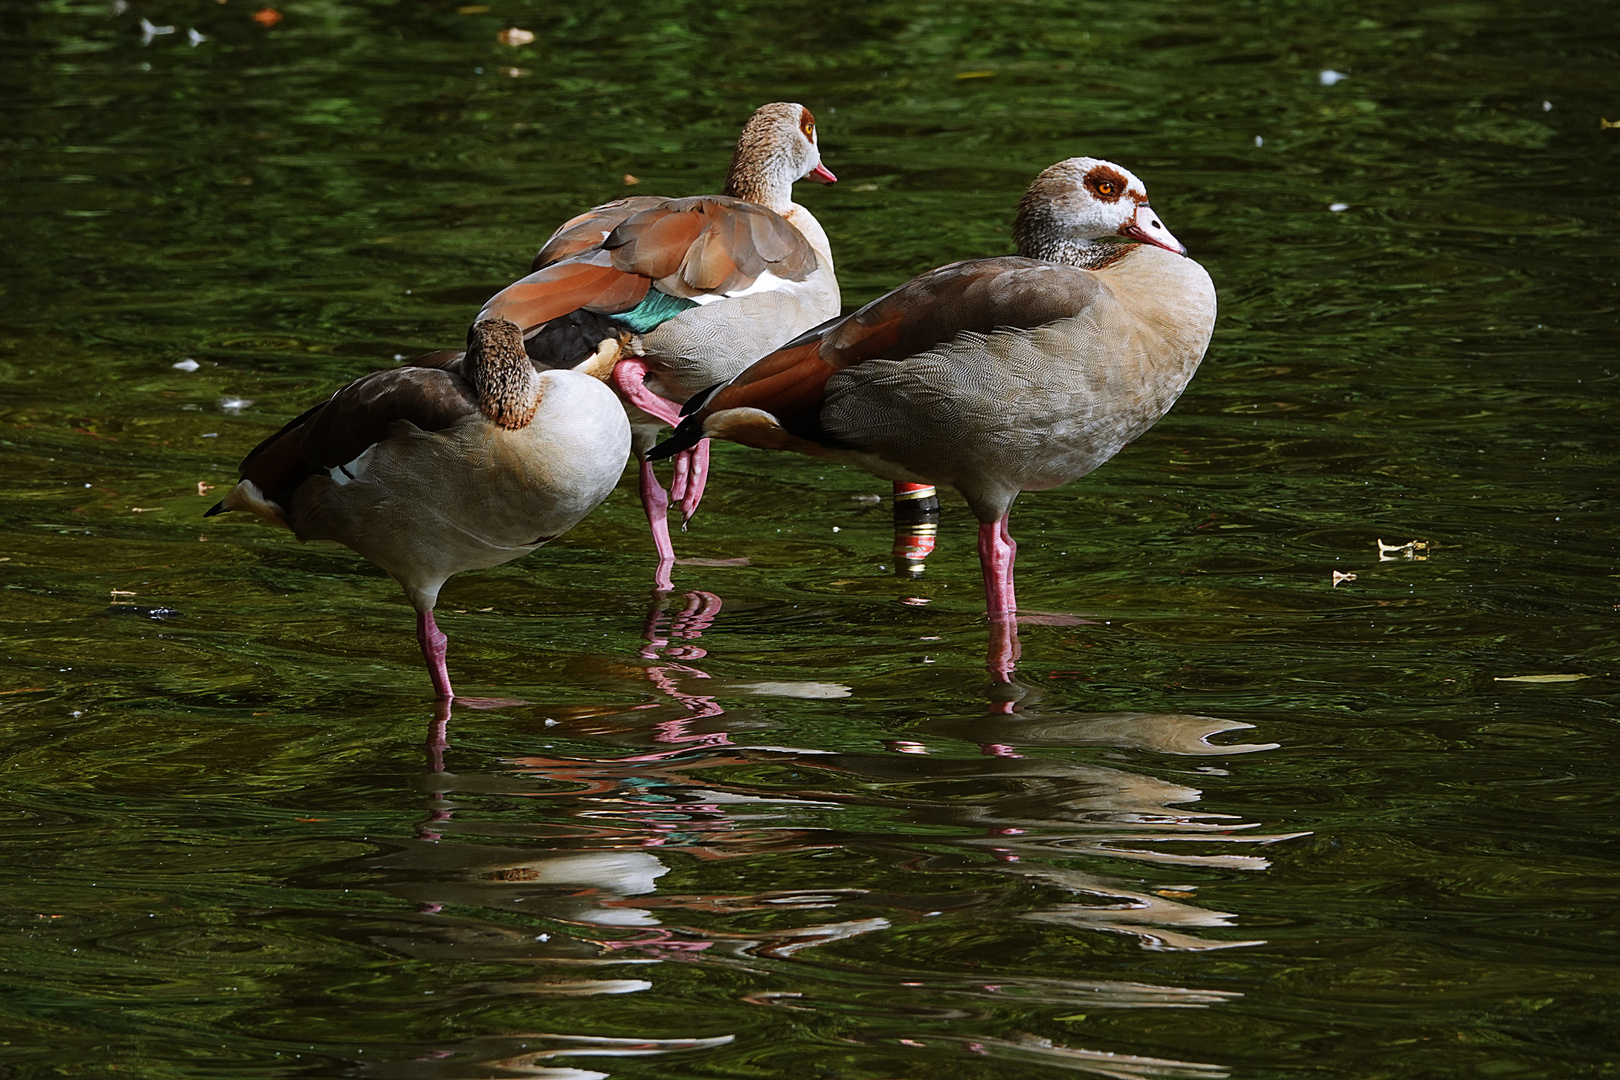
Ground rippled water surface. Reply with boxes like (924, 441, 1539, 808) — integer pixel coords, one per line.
(3, 0, 1618, 1077)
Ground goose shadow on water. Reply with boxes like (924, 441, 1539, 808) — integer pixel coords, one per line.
(342, 590, 1303, 1079)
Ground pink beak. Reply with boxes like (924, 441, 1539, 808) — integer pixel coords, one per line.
(805, 161, 837, 184)
(1119, 203, 1187, 255)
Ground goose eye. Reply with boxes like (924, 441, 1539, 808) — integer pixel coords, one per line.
(801, 121, 815, 139)
(1096, 181, 1115, 196)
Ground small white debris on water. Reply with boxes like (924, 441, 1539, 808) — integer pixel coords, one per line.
(832, 526, 840, 532)
(1319, 69, 1347, 85)
(1329, 202, 1350, 212)
(187, 28, 206, 46)
(1254, 135, 1264, 147)
(139, 17, 174, 43)
(1543, 100, 1552, 111)
(219, 397, 253, 414)
(734, 682, 852, 699)
(172, 358, 200, 372)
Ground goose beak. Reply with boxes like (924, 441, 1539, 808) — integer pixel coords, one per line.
(1120, 203, 1187, 256)
(805, 161, 838, 184)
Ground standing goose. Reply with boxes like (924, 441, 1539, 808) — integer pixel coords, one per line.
(206, 319, 631, 700)
(477, 102, 839, 587)
(650, 157, 1215, 650)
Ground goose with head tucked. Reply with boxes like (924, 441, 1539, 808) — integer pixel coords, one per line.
(476, 101, 839, 588)
(206, 319, 631, 701)
(650, 157, 1215, 670)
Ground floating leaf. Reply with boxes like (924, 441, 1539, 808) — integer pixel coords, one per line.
(252, 8, 281, 27)
(1494, 674, 1592, 683)
(497, 27, 534, 45)
(1332, 571, 1356, 587)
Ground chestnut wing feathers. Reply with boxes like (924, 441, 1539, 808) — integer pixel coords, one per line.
(482, 196, 819, 344)
(710, 257, 1105, 416)
(531, 196, 666, 271)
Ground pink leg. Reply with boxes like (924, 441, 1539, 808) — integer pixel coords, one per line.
(669, 449, 691, 504)
(612, 359, 683, 427)
(639, 455, 676, 591)
(679, 440, 710, 527)
(977, 515, 1018, 620)
(416, 609, 454, 700)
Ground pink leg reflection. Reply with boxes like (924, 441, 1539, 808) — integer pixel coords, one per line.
(625, 590, 732, 759)
(419, 699, 454, 845)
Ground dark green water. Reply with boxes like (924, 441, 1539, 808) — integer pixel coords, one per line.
(3, 0, 1618, 1076)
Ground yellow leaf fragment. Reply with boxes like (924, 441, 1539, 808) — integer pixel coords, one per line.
(956, 70, 996, 79)
(456, 4, 490, 12)
(1494, 674, 1593, 683)
(1602, 118, 1618, 130)
(622, 173, 640, 185)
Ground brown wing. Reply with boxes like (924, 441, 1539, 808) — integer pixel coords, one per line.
(229, 366, 477, 512)
(532, 196, 668, 271)
(479, 196, 820, 343)
(478, 254, 653, 331)
(700, 257, 1105, 422)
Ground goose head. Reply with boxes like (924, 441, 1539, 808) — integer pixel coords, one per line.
(723, 101, 837, 213)
(466, 317, 539, 429)
(1013, 156, 1187, 262)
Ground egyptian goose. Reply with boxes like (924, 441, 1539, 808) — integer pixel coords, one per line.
(476, 102, 839, 588)
(650, 156, 1216, 636)
(206, 319, 631, 700)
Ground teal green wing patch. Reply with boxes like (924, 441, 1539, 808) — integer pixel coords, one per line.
(615, 288, 699, 333)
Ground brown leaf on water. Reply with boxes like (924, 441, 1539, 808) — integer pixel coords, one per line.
(251, 7, 281, 26)
(497, 27, 534, 45)
(456, 4, 491, 12)
(622, 173, 640, 185)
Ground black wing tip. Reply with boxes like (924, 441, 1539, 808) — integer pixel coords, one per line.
(679, 382, 724, 418)
(202, 501, 226, 518)
(647, 417, 705, 461)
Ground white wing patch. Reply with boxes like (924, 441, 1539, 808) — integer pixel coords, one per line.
(688, 270, 794, 306)
(328, 445, 374, 485)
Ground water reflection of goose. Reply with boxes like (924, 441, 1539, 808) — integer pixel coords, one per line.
(348, 608, 1280, 1079)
